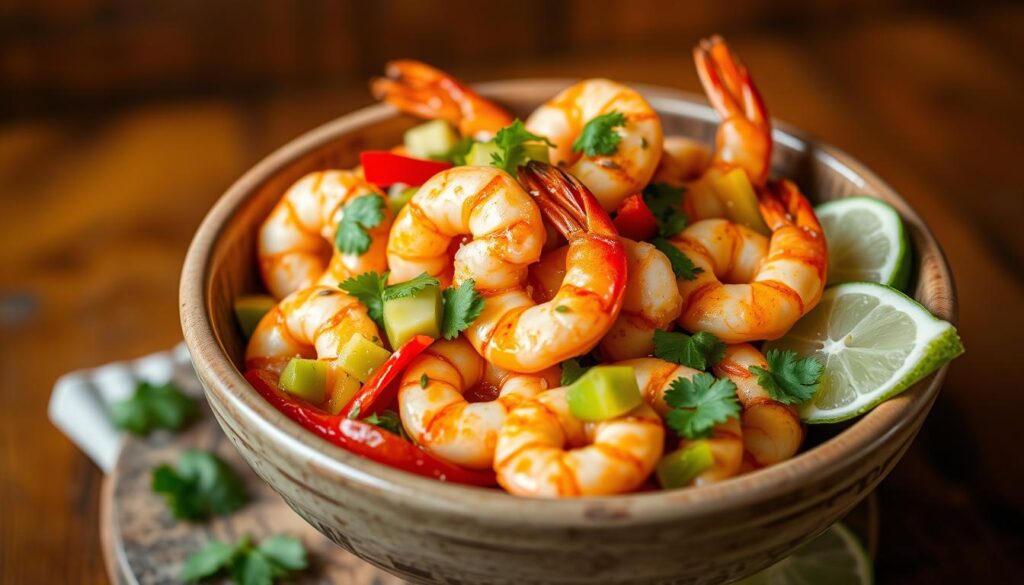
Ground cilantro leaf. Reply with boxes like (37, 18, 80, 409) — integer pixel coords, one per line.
(441, 279, 485, 340)
(382, 272, 440, 301)
(181, 539, 237, 581)
(258, 535, 308, 572)
(572, 111, 627, 156)
(338, 271, 388, 325)
(334, 194, 385, 255)
(643, 183, 689, 237)
(152, 450, 248, 520)
(233, 552, 272, 585)
(183, 534, 307, 585)
(748, 349, 824, 405)
(653, 330, 726, 371)
(433, 137, 475, 165)
(652, 237, 703, 280)
(363, 410, 407, 439)
(110, 380, 197, 435)
(560, 358, 592, 386)
(491, 119, 554, 173)
(663, 373, 740, 439)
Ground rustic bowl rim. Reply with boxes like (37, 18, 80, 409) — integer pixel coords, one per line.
(180, 79, 955, 527)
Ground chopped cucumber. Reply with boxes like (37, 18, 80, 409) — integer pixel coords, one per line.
(336, 332, 391, 383)
(279, 358, 327, 403)
(656, 442, 715, 489)
(404, 120, 459, 159)
(325, 369, 361, 415)
(382, 283, 443, 348)
(518, 142, 550, 165)
(386, 184, 419, 216)
(234, 295, 276, 338)
(709, 168, 770, 235)
(467, 141, 501, 166)
(566, 365, 642, 421)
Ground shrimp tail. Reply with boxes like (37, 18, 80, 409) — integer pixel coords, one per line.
(517, 161, 617, 238)
(758, 179, 820, 232)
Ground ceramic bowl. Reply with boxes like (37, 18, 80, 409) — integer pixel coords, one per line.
(180, 80, 955, 584)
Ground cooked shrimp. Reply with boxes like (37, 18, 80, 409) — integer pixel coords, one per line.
(713, 343, 803, 467)
(370, 60, 514, 140)
(245, 286, 381, 374)
(620, 358, 743, 486)
(530, 239, 681, 361)
(463, 162, 627, 373)
(525, 79, 663, 212)
(258, 170, 391, 299)
(398, 337, 559, 470)
(653, 136, 711, 186)
(494, 387, 663, 497)
(669, 180, 827, 342)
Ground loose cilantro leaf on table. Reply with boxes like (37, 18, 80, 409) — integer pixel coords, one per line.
(110, 380, 197, 435)
(491, 120, 554, 173)
(572, 111, 627, 156)
(653, 330, 726, 371)
(381, 272, 440, 301)
(338, 271, 388, 325)
(652, 238, 703, 280)
(441, 279, 485, 340)
(664, 373, 740, 440)
(643, 182, 689, 237)
(748, 349, 824, 405)
(182, 534, 307, 585)
(152, 450, 248, 520)
(334, 194, 385, 255)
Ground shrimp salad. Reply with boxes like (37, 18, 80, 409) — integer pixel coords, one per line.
(235, 36, 960, 497)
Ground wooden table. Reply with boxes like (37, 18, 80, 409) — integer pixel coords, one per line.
(2, 6, 1023, 583)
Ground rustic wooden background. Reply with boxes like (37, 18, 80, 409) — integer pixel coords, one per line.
(2, 1, 1022, 583)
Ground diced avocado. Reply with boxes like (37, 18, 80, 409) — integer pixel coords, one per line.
(233, 295, 276, 338)
(708, 168, 771, 235)
(404, 120, 459, 159)
(325, 369, 361, 415)
(382, 284, 443, 348)
(656, 442, 715, 489)
(386, 184, 419, 216)
(517, 142, 551, 165)
(466, 141, 501, 166)
(336, 332, 392, 383)
(279, 358, 327, 403)
(566, 365, 642, 421)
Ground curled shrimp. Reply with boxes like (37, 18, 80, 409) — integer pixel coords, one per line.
(530, 238, 681, 361)
(713, 343, 803, 467)
(525, 79, 663, 212)
(259, 170, 391, 299)
(621, 358, 743, 486)
(245, 286, 381, 374)
(667, 179, 827, 342)
(463, 162, 627, 373)
(370, 60, 514, 140)
(398, 337, 559, 470)
(494, 387, 663, 497)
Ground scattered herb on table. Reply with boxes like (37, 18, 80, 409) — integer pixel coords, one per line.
(152, 450, 248, 521)
(181, 534, 307, 585)
(110, 380, 197, 435)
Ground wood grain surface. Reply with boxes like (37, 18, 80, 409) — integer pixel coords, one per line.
(2, 3, 1023, 583)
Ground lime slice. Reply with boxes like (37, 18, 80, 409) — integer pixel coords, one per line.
(816, 197, 911, 290)
(765, 282, 963, 423)
(735, 523, 872, 585)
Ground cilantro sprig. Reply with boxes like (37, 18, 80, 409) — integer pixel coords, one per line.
(663, 373, 741, 440)
(490, 119, 554, 173)
(652, 238, 703, 280)
(338, 271, 388, 324)
(643, 182, 689, 237)
(381, 272, 439, 301)
(181, 534, 307, 585)
(748, 349, 824, 405)
(152, 450, 248, 521)
(441, 279, 485, 340)
(572, 111, 627, 156)
(334, 194, 385, 255)
(653, 330, 726, 371)
(110, 380, 197, 435)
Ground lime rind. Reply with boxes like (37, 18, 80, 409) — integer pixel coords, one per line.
(766, 282, 963, 424)
(735, 522, 873, 585)
(816, 196, 910, 290)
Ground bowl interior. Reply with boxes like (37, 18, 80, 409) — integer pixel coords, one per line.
(186, 79, 955, 519)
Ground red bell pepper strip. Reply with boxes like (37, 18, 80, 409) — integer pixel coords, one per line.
(360, 151, 452, 187)
(339, 334, 434, 419)
(612, 193, 658, 241)
(245, 369, 496, 486)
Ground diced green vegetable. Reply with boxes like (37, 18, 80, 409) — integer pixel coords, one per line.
(325, 369, 361, 415)
(278, 358, 327, 403)
(517, 142, 550, 165)
(404, 120, 460, 159)
(708, 168, 770, 235)
(382, 283, 443, 348)
(566, 365, 642, 421)
(233, 295, 276, 338)
(656, 442, 715, 489)
(466, 141, 502, 167)
(336, 333, 391, 383)
(386, 184, 419, 215)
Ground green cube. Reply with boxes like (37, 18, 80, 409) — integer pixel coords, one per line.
(336, 333, 391, 383)
(279, 358, 327, 404)
(566, 365, 642, 421)
(382, 284, 443, 348)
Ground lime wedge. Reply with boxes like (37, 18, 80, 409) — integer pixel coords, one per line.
(816, 197, 910, 290)
(735, 523, 873, 585)
(765, 282, 963, 423)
